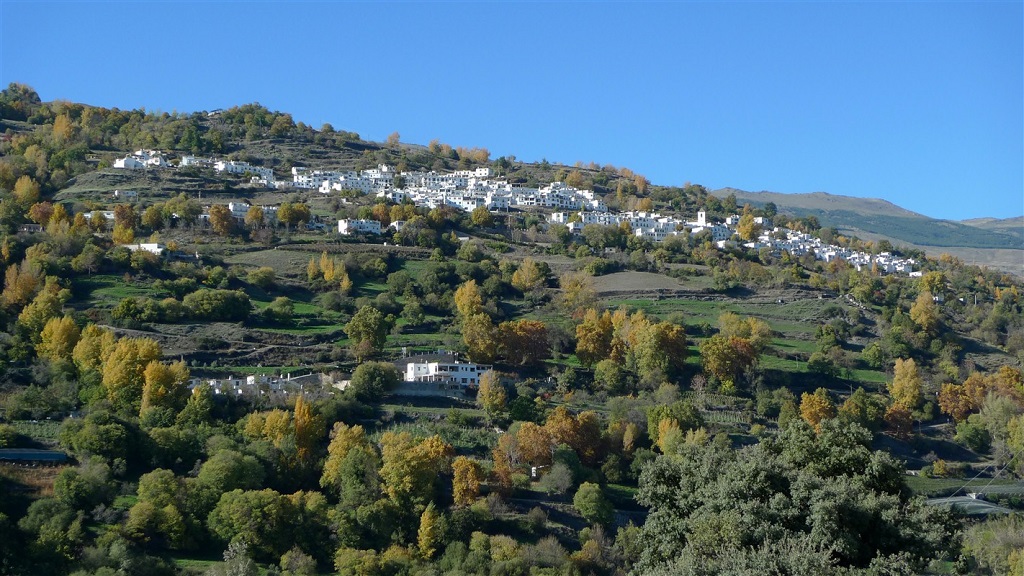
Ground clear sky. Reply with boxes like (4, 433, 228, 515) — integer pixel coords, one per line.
(1, 1, 1021, 221)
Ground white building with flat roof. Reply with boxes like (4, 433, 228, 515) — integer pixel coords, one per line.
(338, 219, 382, 235)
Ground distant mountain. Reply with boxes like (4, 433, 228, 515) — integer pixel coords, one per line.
(712, 188, 1024, 252)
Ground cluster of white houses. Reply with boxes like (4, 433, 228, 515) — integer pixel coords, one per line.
(115, 150, 276, 184)
(109, 156, 916, 275)
(298, 164, 607, 213)
(744, 230, 917, 273)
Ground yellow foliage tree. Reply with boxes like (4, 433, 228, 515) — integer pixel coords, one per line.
(909, 291, 940, 334)
(140, 360, 190, 415)
(452, 456, 482, 506)
(575, 308, 613, 366)
(72, 324, 117, 373)
(800, 388, 836, 433)
(102, 337, 162, 412)
(889, 358, 923, 409)
(454, 279, 485, 319)
(37, 315, 81, 362)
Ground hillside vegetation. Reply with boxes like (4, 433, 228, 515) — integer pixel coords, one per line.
(1, 83, 1023, 576)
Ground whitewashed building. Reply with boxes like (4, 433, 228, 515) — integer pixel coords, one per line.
(338, 219, 382, 235)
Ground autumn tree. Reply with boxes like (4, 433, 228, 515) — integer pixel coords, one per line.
(559, 271, 597, 316)
(36, 315, 81, 362)
(516, 422, 555, 466)
(718, 312, 773, 352)
(699, 334, 758, 388)
(244, 205, 265, 229)
(208, 204, 236, 236)
(463, 313, 498, 363)
(454, 279, 485, 318)
(72, 324, 117, 374)
(498, 319, 550, 366)
(321, 423, 380, 505)
(800, 388, 836, 432)
(889, 358, 923, 409)
(575, 308, 613, 366)
(417, 503, 441, 559)
(452, 456, 482, 506)
(378, 432, 453, 506)
(470, 206, 493, 228)
(102, 337, 162, 412)
(476, 370, 506, 419)
(910, 291, 940, 335)
(140, 360, 190, 416)
(511, 257, 549, 292)
(13, 175, 40, 208)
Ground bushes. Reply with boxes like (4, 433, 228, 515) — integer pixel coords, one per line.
(182, 289, 251, 321)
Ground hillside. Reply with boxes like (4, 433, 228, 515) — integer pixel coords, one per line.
(2, 86, 1024, 575)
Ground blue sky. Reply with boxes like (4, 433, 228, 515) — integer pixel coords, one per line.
(1, 1, 1021, 221)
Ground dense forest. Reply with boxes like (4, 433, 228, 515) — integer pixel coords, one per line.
(0, 83, 1023, 576)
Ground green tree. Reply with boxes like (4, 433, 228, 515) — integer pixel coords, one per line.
(345, 306, 390, 361)
(347, 361, 399, 402)
(573, 482, 613, 526)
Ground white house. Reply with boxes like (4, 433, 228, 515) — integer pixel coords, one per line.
(113, 189, 138, 201)
(113, 156, 145, 170)
(338, 219, 382, 235)
(125, 243, 166, 256)
(403, 356, 490, 388)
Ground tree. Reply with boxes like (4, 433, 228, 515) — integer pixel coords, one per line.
(838, 387, 886, 432)
(511, 257, 549, 292)
(476, 370, 506, 418)
(559, 271, 597, 316)
(142, 205, 164, 230)
(452, 456, 482, 506)
(386, 131, 400, 146)
(244, 205, 265, 229)
(576, 308, 613, 366)
(516, 422, 555, 466)
(378, 432, 453, 506)
(909, 291, 940, 335)
(736, 212, 760, 241)
(209, 204, 236, 236)
(573, 482, 613, 526)
(470, 206, 493, 228)
(36, 315, 80, 362)
(889, 358, 923, 409)
(348, 361, 399, 401)
(498, 319, 550, 366)
(280, 203, 311, 230)
(463, 313, 498, 363)
(247, 266, 276, 289)
(13, 175, 40, 208)
(699, 335, 758, 386)
(799, 388, 836, 433)
(344, 306, 390, 360)
(417, 502, 442, 559)
(635, 420, 954, 574)
(454, 279, 485, 318)
(102, 337, 162, 413)
(140, 360, 190, 415)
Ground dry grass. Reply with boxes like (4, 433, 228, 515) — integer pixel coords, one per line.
(0, 463, 67, 498)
